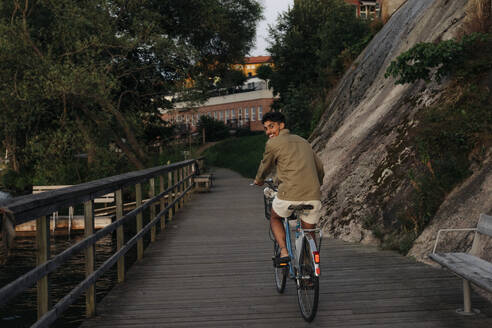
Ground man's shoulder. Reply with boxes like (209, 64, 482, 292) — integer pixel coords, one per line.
(266, 134, 308, 152)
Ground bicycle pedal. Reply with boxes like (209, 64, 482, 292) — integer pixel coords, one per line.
(272, 256, 290, 268)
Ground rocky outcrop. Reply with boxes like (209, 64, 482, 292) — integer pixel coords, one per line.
(408, 149, 492, 263)
(381, 0, 408, 22)
(310, 0, 491, 261)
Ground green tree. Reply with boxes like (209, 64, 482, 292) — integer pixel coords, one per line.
(267, 0, 374, 136)
(197, 116, 229, 142)
(0, 0, 262, 191)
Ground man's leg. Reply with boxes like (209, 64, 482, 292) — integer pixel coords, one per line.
(270, 209, 289, 257)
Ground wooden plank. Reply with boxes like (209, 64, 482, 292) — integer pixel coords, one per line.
(173, 169, 178, 213)
(149, 178, 156, 242)
(115, 189, 125, 283)
(84, 200, 96, 317)
(429, 253, 492, 292)
(478, 213, 492, 237)
(36, 216, 50, 319)
(136, 183, 143, 261)
(159, 175, 166, 231)
(80, 168, 492, 328)
(168, 171, 174, 222)
(179, 167, 184, 208)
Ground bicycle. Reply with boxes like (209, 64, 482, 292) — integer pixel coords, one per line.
(263, 179, 322, 322)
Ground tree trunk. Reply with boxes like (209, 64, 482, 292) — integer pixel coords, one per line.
(99, 99, 147, 164)
(79, 107, 145, 170)
(76, 118, 96, 166)
(4, 136, 20, 172)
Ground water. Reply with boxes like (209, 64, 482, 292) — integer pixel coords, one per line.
(0, 232, 140, 327)
(0, 191, 11, 200)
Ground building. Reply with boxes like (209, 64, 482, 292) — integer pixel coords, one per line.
(162, 56, 276, 133)
(234, 56, 273, 77)
(161, 76, 276, 132)
(344, 0, 382, 19)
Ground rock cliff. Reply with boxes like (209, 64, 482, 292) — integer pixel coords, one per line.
(310, 0, 491, 262)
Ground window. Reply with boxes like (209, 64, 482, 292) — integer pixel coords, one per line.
(258, 106, 263, 121)
(251, 107, 256, 121)
(231, 108, 235, 119)
(219, 111, 223, 120)
(225, 109, 229, 120)
(238, 108, 242, 120)
(245, 107, 249, 120)
(213, 111, 217, 119)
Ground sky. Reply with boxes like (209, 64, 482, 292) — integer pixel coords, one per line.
(249, 0, 294, 57)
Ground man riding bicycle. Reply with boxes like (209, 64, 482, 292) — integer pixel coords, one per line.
(254, 111, 325, 265)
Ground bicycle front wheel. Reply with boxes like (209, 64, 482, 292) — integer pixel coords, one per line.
(273, 241, 287, 293)
(296, 239, 319, 322)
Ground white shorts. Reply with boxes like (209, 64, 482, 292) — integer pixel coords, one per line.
(272, 197, 322, 225)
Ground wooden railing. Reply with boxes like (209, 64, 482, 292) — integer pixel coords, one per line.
(0, 158, 203, 327)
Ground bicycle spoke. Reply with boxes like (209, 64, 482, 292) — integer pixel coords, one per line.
(273, 241, 287, 293)
(296, 240, 319, 322)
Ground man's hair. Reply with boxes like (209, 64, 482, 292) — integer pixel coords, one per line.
(262, 111, 285, 124)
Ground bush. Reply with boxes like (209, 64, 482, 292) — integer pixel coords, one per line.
(204, 134, 267, 178)
(385, 33, 491, 84)
(1, 169, 31, 194)
(197, 116, 229, 142)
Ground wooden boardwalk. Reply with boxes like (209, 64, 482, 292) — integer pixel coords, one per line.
(81, 168, 492, 327)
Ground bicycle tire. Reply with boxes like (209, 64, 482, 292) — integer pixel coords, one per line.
(296, 239, 319, 322)
(273, 241, 287, 293)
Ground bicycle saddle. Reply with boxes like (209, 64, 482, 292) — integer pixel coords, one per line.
(288, 204, 314, 211)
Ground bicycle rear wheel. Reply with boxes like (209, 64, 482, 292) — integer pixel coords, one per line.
(296, 239, 319, 322)
(273, 241, 287, 293)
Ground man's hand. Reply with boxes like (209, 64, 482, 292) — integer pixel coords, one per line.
(254, 179, 264, 186)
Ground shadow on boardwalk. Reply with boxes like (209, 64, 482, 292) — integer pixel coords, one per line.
(81, 168, 492, 327)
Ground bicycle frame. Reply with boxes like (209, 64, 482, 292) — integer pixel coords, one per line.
(283, 217, 321, 279)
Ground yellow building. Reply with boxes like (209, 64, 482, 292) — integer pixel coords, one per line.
(234, 56, 273, 77)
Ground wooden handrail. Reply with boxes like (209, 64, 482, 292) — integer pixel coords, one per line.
(0, 158, 201, 327)
(1, 159, 197, 225)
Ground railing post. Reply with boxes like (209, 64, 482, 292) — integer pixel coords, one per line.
(149, 178, 156, 243)
(36, 215, 50, 319)
(136, 183, 143, 260)
(168, 171, 174, 222)
(159, 175, 166, 231)
(183, 166, 187, 203)
(186, 165, 191, 201)
(179, 167, 184, 207)
(191, 163, 196, 194)
(84, 200, 96, 317)
(115, 189, 125, 283)
(173, 169, 179, 213)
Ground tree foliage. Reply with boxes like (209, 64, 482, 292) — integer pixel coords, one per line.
(0, 0, 261, 192)
(267, 0, 375, 137)
(197, 116, 229, 142)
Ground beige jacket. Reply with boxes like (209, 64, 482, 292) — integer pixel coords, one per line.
(255, 129, 325, 201)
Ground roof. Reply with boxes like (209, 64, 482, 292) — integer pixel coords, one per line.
(244, 56, 272, 64)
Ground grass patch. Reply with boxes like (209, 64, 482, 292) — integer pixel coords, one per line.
(203, 134, 267, 178)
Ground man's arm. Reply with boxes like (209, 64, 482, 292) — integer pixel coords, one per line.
(254, 142, 275, 185)
(314, 152, 325, 184)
